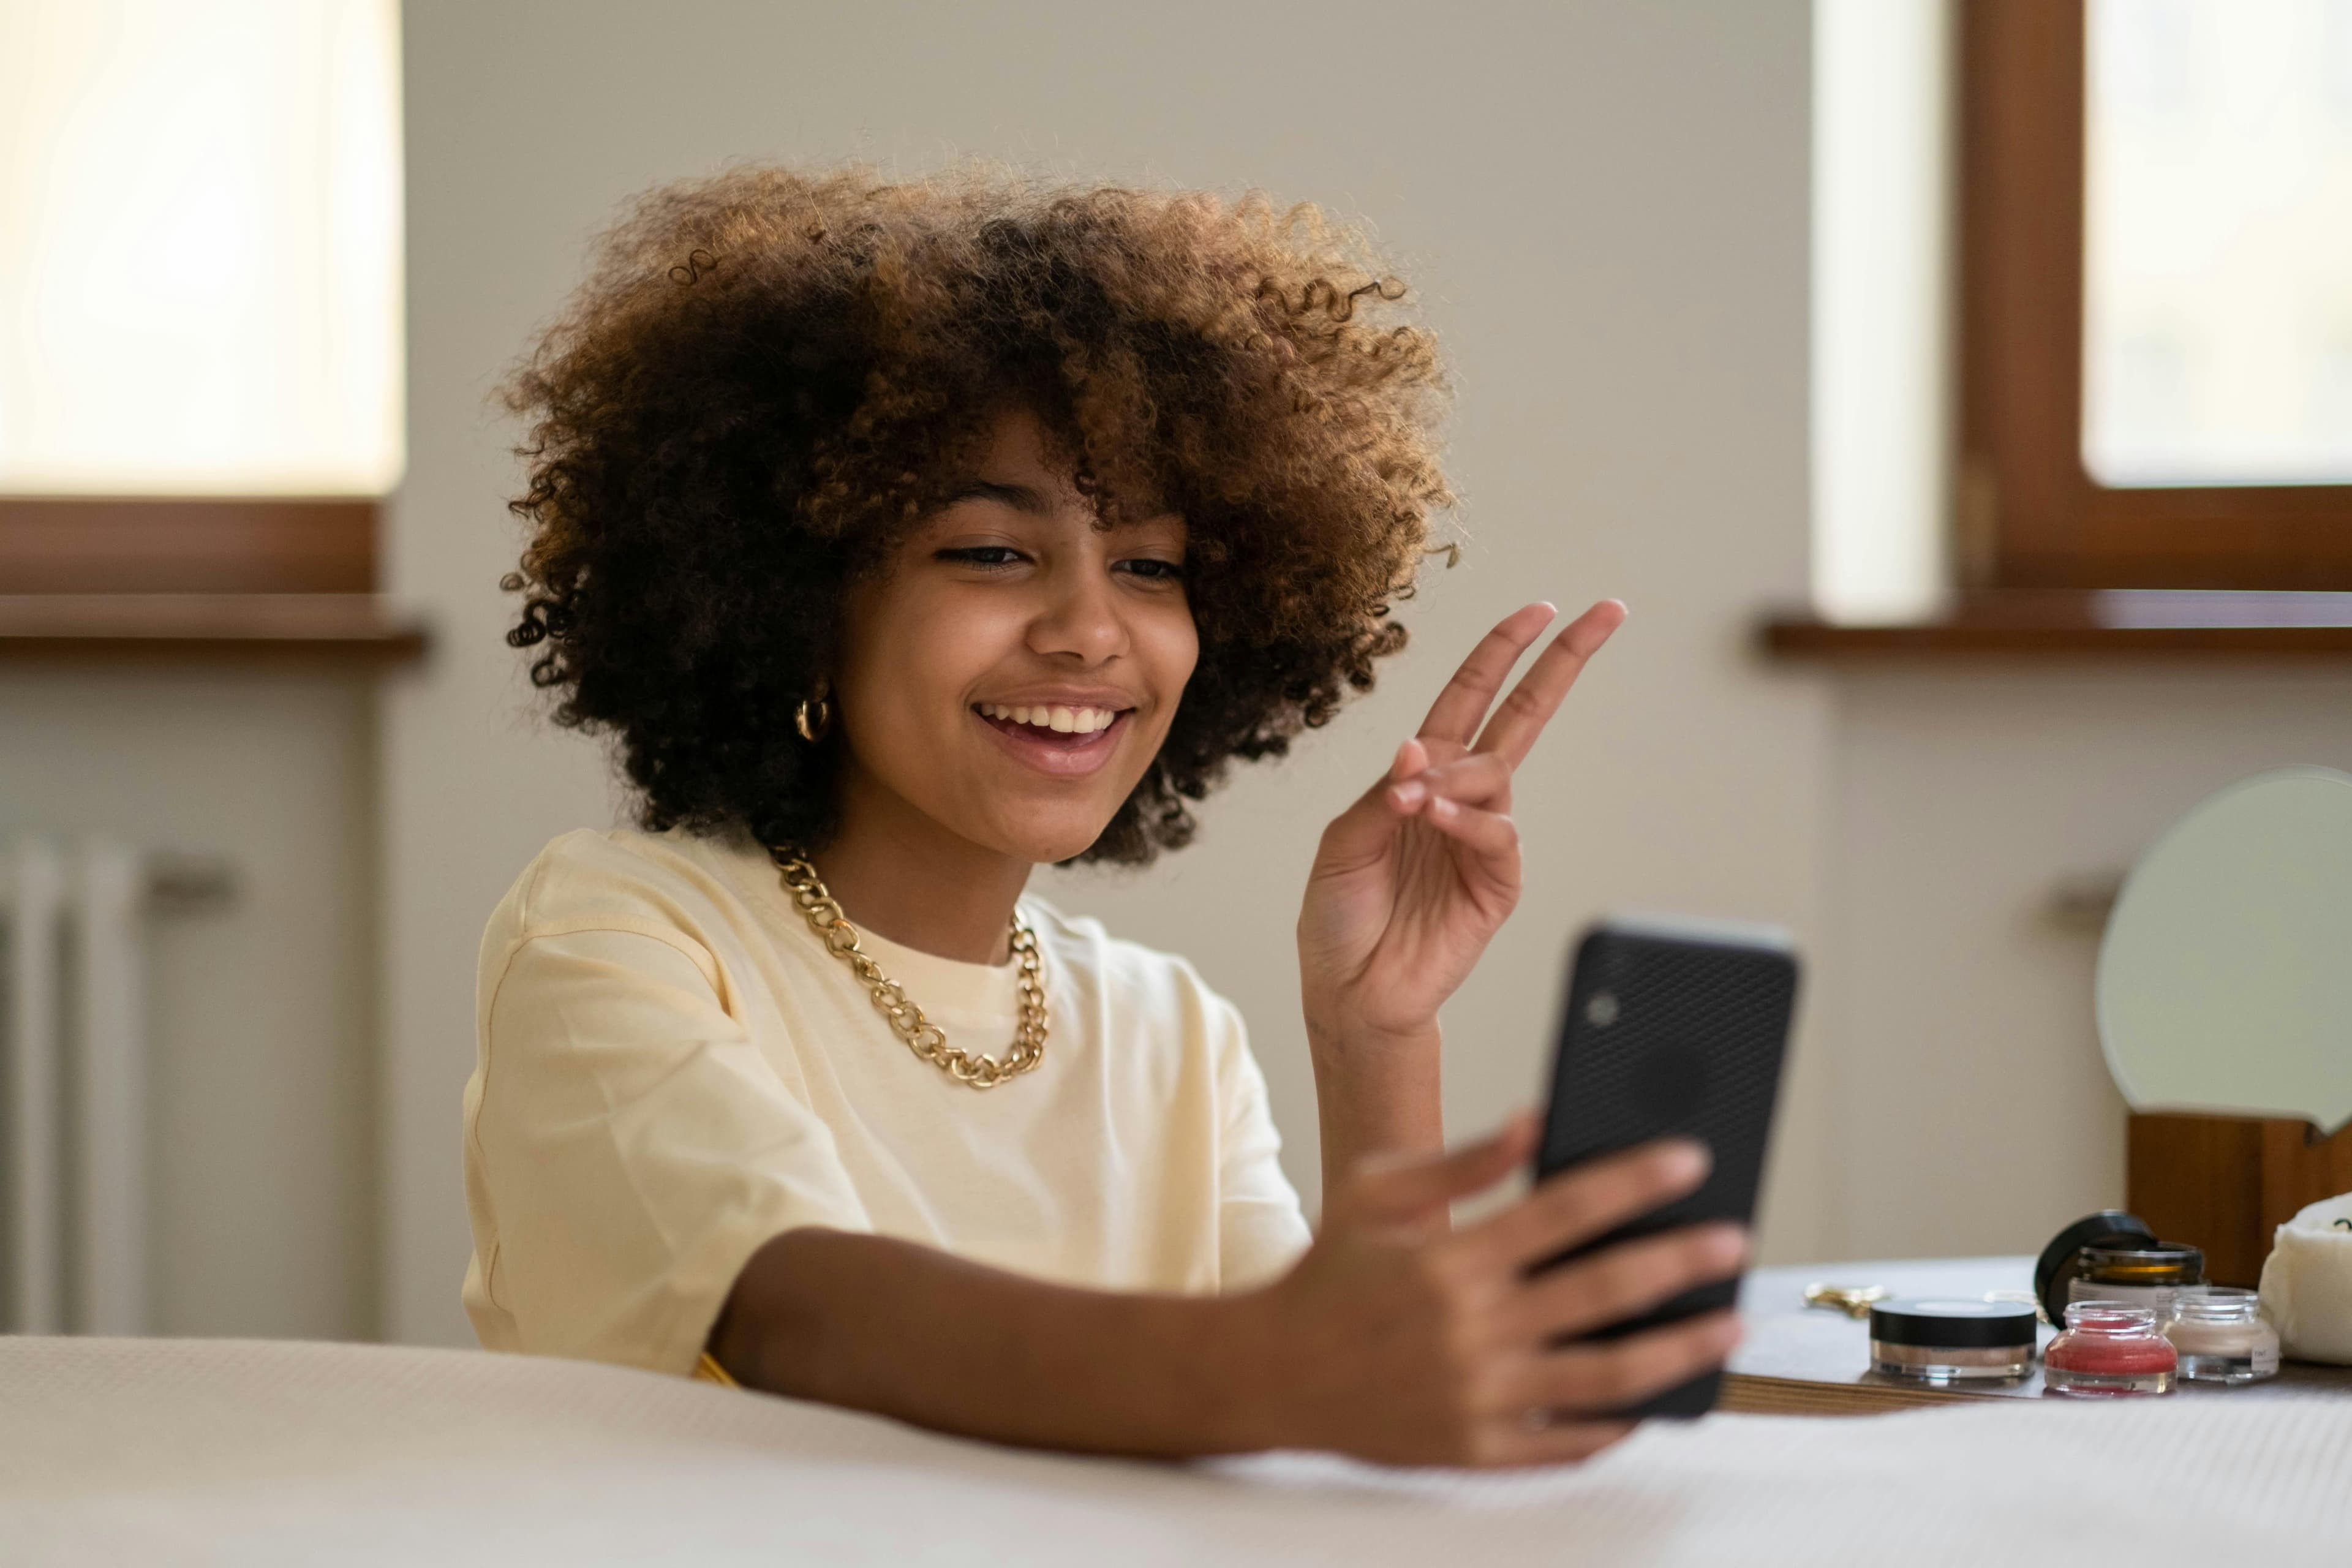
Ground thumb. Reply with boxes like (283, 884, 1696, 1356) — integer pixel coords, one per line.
(1314, 737, 1430, 876)
(1341, 1109, 1538, 1229)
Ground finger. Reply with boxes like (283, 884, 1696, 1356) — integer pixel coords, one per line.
(1471, 1416, 1636, 1469)
(1512, 1310, 1743, 1418)
(1386, 752, 1512, 815)
(1418, 797, 1520, 862)
(1415, 603, 1558, 748)
(1345, 1109, 1538, 1227)
(1506, 1224, 1747, 1344)
(1461, 1138, 1710, 1272)
(1313, 738, 1428, 875)
(1471, 599, 1627, 769)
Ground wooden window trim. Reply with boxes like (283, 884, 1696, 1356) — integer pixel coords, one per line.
(1762, 587, 2352, 659)
(0, 499, 426, 663)
(0, 497, 378, 594)
(1962, 0, 2352, 592)
(0, 594, 427, 665)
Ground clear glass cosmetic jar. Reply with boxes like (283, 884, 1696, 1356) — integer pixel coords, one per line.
(1868, 1298, 2039, 1383)
(2065, 1244, 2206, 1319)
(2044, 1302, 2177, 1396)
(2164, 1287, 2280, 1385)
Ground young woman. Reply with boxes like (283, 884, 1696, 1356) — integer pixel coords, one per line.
(462, 167, 1744, 1468)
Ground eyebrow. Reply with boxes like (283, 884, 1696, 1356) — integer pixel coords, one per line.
(944, 479, 1054, 514)
(943, 478, 1182, 532)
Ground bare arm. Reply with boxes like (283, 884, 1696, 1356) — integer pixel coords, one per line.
(707, 1120, 1745, 1468)
(1303, 1017, 1446, 1201)
(708, 1226, 1273, 1458)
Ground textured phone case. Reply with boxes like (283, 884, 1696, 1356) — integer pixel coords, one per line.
(1535, 924, 1799, 1419)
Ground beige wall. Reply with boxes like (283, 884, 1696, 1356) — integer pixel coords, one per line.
(385, 0, 1828, 1344)
(1820, 667, 2352, 1261)
(0, 670, 377, 1337)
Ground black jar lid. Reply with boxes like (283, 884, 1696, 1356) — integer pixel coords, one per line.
(1869, 1298, 2040, 1349)
(2034, 1210, 2157, 1325)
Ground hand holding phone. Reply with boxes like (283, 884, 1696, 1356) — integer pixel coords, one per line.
(1261, 1110, 1749, 1466)
(1251, 915, 1793, 1463)
(1533, 916, 1801, 1417)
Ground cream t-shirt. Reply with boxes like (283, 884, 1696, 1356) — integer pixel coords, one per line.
(461, 826, 1312, 1376)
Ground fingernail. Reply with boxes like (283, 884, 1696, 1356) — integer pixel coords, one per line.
(1429, 795, 1457, 818)
(1391, 780, 1425, 808)
(1664, 1141, 1710, 1184)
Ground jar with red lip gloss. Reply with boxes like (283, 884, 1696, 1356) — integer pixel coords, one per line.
(2043, 1302, 2177, 1397)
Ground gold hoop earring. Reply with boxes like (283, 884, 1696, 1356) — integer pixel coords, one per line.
(794, 689, 832, 744)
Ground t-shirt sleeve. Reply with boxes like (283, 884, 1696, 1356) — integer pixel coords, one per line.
(467, 925, 870, 1374)
(1208, 997, 1314, 1291)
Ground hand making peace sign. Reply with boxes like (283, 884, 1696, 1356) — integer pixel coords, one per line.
(1297, 599, 1628, 1050)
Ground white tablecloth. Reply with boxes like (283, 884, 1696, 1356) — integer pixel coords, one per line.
(4, 1336, 2348, 1565)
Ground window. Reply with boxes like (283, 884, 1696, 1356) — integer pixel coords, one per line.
(0, 0, 402, 595)
(1962, 0, 2352, 590)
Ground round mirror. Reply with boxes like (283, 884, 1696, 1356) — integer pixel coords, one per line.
(2097, 765, 2352, 1136)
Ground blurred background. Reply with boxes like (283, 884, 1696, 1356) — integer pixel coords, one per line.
(2, 0, 2349, 1350)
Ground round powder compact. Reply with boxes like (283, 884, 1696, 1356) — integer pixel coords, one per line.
(1869, 1298, 2040, 1383)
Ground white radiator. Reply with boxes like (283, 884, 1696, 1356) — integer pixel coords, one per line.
(1, 840, 225, 1335)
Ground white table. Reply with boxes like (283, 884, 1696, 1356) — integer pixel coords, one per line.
(4, 1333, 2350, 1565)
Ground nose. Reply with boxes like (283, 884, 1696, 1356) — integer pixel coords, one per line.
(1027, 552, 1128, 666)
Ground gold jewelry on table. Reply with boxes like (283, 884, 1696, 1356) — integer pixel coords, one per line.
(693, 1351, 740, 1387)
(769, 847, 1047, 1089)
(1803, 1282, 1890, 1319)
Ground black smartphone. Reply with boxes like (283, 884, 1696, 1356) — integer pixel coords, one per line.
(1534, 916, 1800, 1419)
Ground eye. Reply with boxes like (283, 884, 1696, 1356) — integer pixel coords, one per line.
(1117, 557, 1186, 584)
(937, 545, 1028, 571)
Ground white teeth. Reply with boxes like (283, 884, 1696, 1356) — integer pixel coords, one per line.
(980, 703, 1122, 733)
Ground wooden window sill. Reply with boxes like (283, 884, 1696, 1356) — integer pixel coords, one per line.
(0, 595, 428, 666)
(1762, 590, 2352, 660)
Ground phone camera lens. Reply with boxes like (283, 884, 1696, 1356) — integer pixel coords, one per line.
(1585, 992, 1619, 1027)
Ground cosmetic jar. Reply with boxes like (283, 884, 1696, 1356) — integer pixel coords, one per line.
(2065, 1244, 2206, 1320)
(2043, 1302, 2177, 1396)
(2035, 1210, 2160, 1326)
(1868, 1298, 2039, 1383)
(2165, 1287, 2280, 1385)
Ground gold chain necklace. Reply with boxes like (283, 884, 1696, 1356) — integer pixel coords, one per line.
(769, 848, 1047, 1089)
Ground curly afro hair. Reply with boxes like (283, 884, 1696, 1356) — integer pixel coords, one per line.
(502, 165, 1453, 865)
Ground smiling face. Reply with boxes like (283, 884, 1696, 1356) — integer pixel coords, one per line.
(829, 407, 1199, 867)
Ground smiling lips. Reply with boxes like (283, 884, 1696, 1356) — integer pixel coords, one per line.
(972, 700, 1132, 775)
